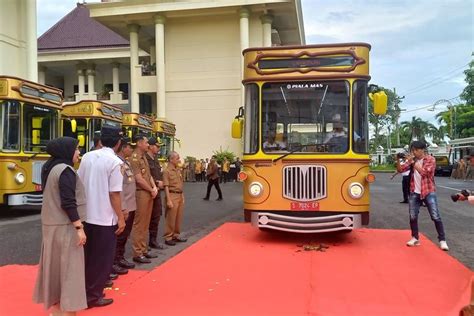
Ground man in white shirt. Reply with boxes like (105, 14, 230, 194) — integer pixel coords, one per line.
(78, 126, 125, 308)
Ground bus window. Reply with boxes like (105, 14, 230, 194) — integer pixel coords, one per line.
(0, 101, 20, 152)
(244, 84, 259, 154)
(23, 104, 57, 153)
(353, 81, 369, 153)
(261, 81, 349, 154)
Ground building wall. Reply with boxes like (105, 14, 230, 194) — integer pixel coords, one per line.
(164, 14, 261, 158)
(0, 0, 30, 79)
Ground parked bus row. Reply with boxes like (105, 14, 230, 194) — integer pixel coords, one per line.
(0, 76, 176, 207)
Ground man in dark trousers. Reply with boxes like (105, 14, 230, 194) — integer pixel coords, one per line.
(146, 137, 165, 250)
(78, 126, 125, 308)
(203, 156, 223, 201)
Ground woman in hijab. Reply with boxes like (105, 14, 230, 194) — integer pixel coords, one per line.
(33, 137, 88, 316)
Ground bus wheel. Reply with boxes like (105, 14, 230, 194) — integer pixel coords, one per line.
(244, 210, 251, 222)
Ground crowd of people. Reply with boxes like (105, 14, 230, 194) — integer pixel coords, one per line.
(451, 155, 474, 180)
(32, 127, 202, 315)
(180, 157, 242, 184)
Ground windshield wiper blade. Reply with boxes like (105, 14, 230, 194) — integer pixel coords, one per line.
(272, 145, 303, 163)
(27, 152, 40, 160)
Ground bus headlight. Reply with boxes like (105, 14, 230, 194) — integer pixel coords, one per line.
(15, 172, 25, 184)
(348, 182, 364, 199)
(248, 182, 263, 197)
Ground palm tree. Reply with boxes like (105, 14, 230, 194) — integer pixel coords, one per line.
(400, 116, 436, 143)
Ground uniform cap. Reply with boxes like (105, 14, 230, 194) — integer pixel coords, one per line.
(100, 125, 123, 138)
(148, 137, 163, 146)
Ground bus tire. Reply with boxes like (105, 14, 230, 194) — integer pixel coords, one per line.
(244, 210, 251, 222)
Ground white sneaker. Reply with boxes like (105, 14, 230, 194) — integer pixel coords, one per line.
(406, 237, 420, 247)
(439, 240, 449, 251)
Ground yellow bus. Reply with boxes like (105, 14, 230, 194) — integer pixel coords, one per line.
(122, 112, 153, 141)
(153, 118, 176, 160)
(232, 43, 387, 232)
(0, 76, 63, 206)
(61, 100, 123, 153)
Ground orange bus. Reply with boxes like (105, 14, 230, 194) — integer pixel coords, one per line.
(232, 43, 387, 232)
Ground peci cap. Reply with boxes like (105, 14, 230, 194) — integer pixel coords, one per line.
(148, 137, 163, 146)
(100, 125, 123, 138)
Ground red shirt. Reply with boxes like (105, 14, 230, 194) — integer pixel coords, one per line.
(400, 155, 436, 199)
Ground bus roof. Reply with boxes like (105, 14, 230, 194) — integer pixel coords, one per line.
(242, 42, 371, 55)
(122, 112, 154, 131)
(0, 76, 63, 108)
(153, 118, 176, 136)
(62, 100, 123, 123)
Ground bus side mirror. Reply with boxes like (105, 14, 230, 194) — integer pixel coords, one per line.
(127, 130, 132, 139)
(32, 130, 41, 145)
(77, 135, 85, 147)
(231, 118, 243, 139)
(71, 119, 77, 133)
(369, 91, 388, 115)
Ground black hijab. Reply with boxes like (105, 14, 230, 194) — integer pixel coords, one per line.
(41, 137, 79, 187)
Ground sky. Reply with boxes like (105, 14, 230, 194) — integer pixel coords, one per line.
(37, 0, 473, 125)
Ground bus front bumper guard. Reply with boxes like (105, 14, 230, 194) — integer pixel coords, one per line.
(8, 193, 43, 206)
(251, 212, 362, 233)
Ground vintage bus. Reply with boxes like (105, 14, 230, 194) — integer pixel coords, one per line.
(0, 76, 63, 206)
(232, 43, 387, 233)
(61, 100, 123, 153)
(153, 118, 176, 160)
(122, 112, 153, 141)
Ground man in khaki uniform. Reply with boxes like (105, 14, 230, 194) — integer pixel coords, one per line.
(130, 135, 158, 264)
(163, 151, 187, 246)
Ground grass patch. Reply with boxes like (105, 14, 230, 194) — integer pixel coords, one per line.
(370, 164, 396, 172)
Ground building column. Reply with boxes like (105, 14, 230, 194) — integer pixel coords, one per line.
(128, 23, 140, 113)
(86, 65, 96, 99)
(260, 14, 273, 47)
(154, 15, 166, 118)
(77, 68, 85, 101)
(25, 0, 38, 82)
(149, 41, 156, 65)
(38, 66, 47, 85)
(239, 7, 250, 105)
(110, 62, 122, 102)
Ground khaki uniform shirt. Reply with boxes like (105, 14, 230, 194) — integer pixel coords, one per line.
(163, 164, 184, 193)
(119, 156, 137, 213)
(130, 150, 154, 190)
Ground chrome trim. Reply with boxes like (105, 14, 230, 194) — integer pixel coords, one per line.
(251, 212, 362, 233)
(282, 165, 327, 201)
(8, 193, 43, 206)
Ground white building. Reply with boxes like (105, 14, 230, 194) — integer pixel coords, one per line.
(38, 0, 305, 158)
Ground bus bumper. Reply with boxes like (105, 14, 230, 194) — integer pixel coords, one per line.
(8, 193, 43, 206)
(251, 212, 362, 233)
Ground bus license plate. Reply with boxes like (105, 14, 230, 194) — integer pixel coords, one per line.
(290, 202, 319, 211)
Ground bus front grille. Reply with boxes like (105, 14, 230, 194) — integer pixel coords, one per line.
(283, 165, 327, 201)
(32, 161, 45, 185)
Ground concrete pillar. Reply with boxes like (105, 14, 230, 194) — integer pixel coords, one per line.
(111, 62, 121, 102)
(38, 66, 47, 85)
(149, 42, 156, 65)
(128, 23, 140, 113)
(260, 14, 273, 47)
(77, 68, 85, 100)
(86, 65, 96, 99)
(239, 7, 250, 105)
(154, 15, 166, 118)
(25, 0, 38, 82)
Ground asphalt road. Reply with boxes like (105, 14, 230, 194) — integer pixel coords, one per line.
(0, 175, 472, 269)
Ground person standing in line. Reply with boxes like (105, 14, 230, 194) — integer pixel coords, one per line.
(77, 127, 125, 308)
(163, 151, 187, 246)
(114, 138, 137, 270)
(465, 156, 474, 181)
(203, 156, 223, 201)
(201, 159, 208, 182)
(195, 159, 202, 182)
(458, 158, 466, 180)
(396, 141, 449, 251)
(189, 158, 196, 182)
(222, 158, 230, 183)
(33, 137, 87, 315)
(146, 137, 165, 250)
(130, 135, 158, 264)
(450, 159, 459, 179)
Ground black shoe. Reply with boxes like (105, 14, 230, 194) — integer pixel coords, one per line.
(133, 256, 151, 264)
(112, 264, 128, 275)
(216, 197, 223, 201)
(118, 258, 135, 269)
(165, 239, 176, 246)
(144, 252, 158, 259)
(149, 240, 161, 249)
(203, 197, 209, 200)
(400, 200, 408, 203)
(109, 273, 118, 280)
(173, 237, 188, 243)
(88, 298, 114, 308)
(104, 280, 113, 288)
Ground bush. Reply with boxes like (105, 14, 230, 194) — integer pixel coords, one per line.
(212, 147, 236, 165)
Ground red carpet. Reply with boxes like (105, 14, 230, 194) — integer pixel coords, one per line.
(0, 223, 472, 316)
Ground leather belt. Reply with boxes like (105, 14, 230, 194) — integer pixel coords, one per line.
(169, 190, 183, 194)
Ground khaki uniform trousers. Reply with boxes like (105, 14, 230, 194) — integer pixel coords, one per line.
(164, 193, 184, 241)
(132, 190, 153, 257)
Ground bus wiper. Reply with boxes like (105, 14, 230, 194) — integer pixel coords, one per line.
(272, 144, 303, 163)
(28, 152, 39, 160)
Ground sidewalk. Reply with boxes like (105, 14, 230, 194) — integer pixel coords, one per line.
(1, 223, 472, 315)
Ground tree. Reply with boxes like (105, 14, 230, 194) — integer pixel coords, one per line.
(460, 60, 473, 105)
(400, 116, 436, 143)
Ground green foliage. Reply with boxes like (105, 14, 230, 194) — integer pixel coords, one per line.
(460, 60, 473, 105)
(400, 116, 437, 143)
(212, 147, 236, 165)
(370, 164, 396, 171)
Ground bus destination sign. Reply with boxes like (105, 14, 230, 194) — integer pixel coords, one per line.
(258, 56, 355, 70)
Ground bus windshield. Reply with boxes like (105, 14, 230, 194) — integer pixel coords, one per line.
(261, 81, 350, 154)
(23, 103, 58, 153)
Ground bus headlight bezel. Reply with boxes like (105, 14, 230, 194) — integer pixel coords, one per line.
(15, 172, 25, 184)
(348, 182, 364, 199)
(248, 182, 263, 197)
